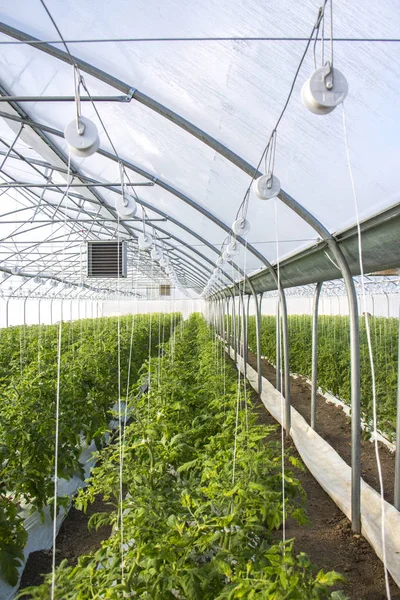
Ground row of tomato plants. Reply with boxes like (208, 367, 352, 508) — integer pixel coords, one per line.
(244, 314, 398, 438)
(0, 312, 181, 587)
(20, 313, 345, 599)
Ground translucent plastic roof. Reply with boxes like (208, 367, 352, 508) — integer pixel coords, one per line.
(0, 0, 399, 298)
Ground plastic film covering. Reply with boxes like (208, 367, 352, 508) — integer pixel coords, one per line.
(0, 0, 399, 291)
(230, 347, 400, 590)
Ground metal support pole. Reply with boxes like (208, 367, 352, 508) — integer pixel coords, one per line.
(311, 282, 323, 430)
(244, 294, 251, 368)
(395, 306, 400, 510)
(232, 296, 237, 363)
(226, 297, 230, 345)
(50, 298, 54, 325)
(276, 300, 281, 393)
(280, 294, 291, 434)
(23, 297, 28, 326)
(255, 292, 263, 394)
(279, 190, 360, 532)
(237, 295, 242, 358)
(5, 297, 10, 328)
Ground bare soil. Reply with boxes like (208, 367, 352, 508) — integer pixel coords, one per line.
(247, 349, 400, 600)
(18, 495, 113, 593)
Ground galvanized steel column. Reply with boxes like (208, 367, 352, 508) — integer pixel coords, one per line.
(276, 300, 281, 393)
(395, 306, 400, 510)
(311, 282, 323, 430)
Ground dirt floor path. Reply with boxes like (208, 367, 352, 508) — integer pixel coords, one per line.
(247, 349, 399, 600)
(18, 495, 112, 593)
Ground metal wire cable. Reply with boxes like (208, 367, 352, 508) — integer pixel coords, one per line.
(1, 36, 399, 45)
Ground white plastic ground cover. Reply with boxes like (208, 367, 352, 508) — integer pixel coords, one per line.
(0, 400, 131, 600)
(0, 441, 97, 600)
(229, 347, 400, 590)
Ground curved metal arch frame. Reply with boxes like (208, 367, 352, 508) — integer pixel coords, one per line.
(0, 21, 361, 533)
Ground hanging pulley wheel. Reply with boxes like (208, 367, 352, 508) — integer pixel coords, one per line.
(115, 194, 137, 219)
(301, 65, 348, 115)
(151, 247, 163, 261)
(138, 232, 153, 250)
(64, 116, 100, 157)
(253, 173, 281, 200)
(232, 217, 250, 236)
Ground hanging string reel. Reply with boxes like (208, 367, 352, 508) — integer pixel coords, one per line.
(253, 130, 280, 200)
(301, 64, 348, 115)
(64, 68, 100, 157)
(151, 245, 163, 261)
(116, 163, 137, 218)
(138, 232, 153, 250)
(302, 4, 348, 115)
(232, 217, 250, 236)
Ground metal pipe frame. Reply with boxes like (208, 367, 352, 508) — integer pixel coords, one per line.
(255, 292, 263, 394)
(395, 305, 400, 511)
(276, 300, 281, 394)
(311, 282, 323, 430)
(0, 182, 153, 189)
(280, 191, 361, 533)
(0, 108, 293, 423)
(0, 95, 132, 102)
(0, 21, 361, 531)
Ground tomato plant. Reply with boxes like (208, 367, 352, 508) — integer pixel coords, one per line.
(0, 313, 181, 586)
(245, 314, 399, 437)
(19, 314, 344, 599)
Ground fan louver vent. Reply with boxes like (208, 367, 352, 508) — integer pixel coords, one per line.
(87, 241, 127, 278)
(160, 284, 171, 296)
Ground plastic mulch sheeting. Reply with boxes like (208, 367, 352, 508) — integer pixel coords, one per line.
(229, 347, 400, 590)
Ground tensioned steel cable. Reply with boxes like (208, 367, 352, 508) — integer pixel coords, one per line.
(1, 36, 399, 45)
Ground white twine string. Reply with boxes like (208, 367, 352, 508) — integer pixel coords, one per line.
(342, 103, 391, 600)
(274, 199, 286, 546)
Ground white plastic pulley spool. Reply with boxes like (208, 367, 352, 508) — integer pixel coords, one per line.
(227, 241, 239, 257)
(115, 194, 137, 219)
(51, 280, 58, 288)
(301, 65, 348, 115)
(222, 250, 231, 262)
(11, 265, 21, 275)
(160, 255, 169, 268)
(64, 116, 100, 157)
(151, 246, 163, 261)
(232, 217, 250, 236)
(33, 276, 41, 284)
(138, 232, 153, 250)
(253, 173, 281, 200)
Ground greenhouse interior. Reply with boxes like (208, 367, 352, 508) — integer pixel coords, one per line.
(0, 1, 399, 599)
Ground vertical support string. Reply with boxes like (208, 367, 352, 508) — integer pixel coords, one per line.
(342, 104, 391, 600)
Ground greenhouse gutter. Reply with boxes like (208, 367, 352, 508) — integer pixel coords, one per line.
(223, 202, 400, 296)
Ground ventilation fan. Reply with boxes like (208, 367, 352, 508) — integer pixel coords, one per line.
(87, 241, 127, 278)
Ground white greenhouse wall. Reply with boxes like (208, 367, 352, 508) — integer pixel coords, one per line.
(101, 298, 206, 320)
